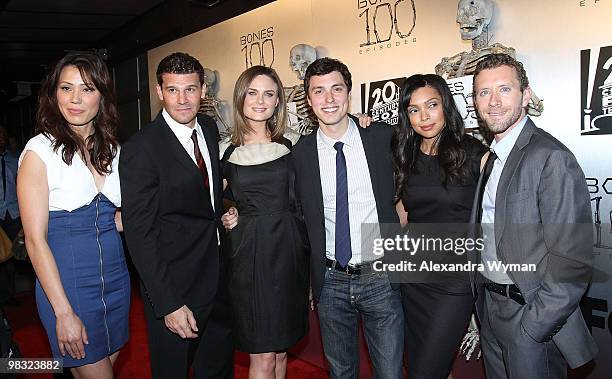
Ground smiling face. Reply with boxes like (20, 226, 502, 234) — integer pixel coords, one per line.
(474, 65, 531, 141)
(307, 71, 351, 133)
(407, 85, 445, 148)
(242, 74, 279, 127)
(156, 72, 205, 128)
(56, 65, 101, 129)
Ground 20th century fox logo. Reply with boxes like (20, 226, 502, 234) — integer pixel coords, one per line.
(360, 77, 405, 126)
(580, 45, 612, 135)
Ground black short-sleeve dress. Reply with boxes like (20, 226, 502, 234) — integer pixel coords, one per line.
(400, 135, 486, 378)
(222, 138, 309, 353)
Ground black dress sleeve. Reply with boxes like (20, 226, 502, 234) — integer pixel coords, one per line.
(281, 137, 293, 151)
(221, 144, 237, 202)
(221, 144, 236, 162)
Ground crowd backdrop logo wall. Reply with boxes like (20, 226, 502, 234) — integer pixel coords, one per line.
(581, 45, 612, 135)
(356, 0, 417, 54)
(582, 295, 612, 336)
(579, 0, 605, 7)
(586, 177, 612, 196)
(359, 74, 479, 131)
(360, 77, 405, 126)
(239, 26, 275, 68)
(446, 76, 479, 133)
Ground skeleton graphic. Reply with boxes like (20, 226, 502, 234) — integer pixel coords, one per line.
(199, 67, 231, 138)
(436, 0, 543, 131)
(289, 44, 317, 81)
(284, 44, 319, 139)
(436, 0, 546, 360)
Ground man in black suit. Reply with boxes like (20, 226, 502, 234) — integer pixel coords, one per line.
(224, 58, 403, 378)
(120, 52, 233, 379)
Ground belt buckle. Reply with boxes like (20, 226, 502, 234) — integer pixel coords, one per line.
(344, 265, 351, 275)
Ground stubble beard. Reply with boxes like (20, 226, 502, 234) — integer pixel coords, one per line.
(484, 100, 525, 136)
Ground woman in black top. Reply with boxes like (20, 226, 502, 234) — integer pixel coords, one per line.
(392, 74, 488, 379)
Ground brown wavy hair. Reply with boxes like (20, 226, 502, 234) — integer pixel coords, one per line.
(231, 65, 287, 146)
(473, 53, 530, 92)
(36, 53, 118, 174)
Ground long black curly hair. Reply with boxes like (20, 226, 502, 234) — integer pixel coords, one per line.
(392, 73, 469, 202)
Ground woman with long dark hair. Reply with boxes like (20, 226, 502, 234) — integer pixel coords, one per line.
(17, 53, 129, 378)
(222, 65, 309, 378)
(393, 74, 487, 379)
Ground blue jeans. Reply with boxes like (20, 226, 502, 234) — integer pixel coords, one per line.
(317, 267, 404, 379)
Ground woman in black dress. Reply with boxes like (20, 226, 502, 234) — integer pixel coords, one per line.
(222, 65, 309, 378)
(392, 74, 488, 379)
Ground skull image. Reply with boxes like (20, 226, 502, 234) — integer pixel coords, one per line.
(289, 44, 317, 80)
(203, 68, 219, 97)
(457, 0, 493, 40)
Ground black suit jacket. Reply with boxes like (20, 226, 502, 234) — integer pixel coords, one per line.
(293, 116, 399, 301)
(120, 112, 222, 318)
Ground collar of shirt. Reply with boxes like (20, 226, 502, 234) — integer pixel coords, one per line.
(316, 117, 359, 151)
(162, 109, 204, 144)
(490, 116, 529, 164)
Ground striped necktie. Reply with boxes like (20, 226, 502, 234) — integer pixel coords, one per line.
(191, 130, 209, 188)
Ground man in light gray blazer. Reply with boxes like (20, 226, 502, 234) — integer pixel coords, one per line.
(471, 53, 597, 379)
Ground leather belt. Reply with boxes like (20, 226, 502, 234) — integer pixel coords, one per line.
(325, 258, 377, 276)
(484, 282, 525, 305)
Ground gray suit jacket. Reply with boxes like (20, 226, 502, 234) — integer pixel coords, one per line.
(471, 118, 597, 368)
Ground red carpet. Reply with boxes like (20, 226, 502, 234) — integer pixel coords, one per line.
(4, 290, 328, 378)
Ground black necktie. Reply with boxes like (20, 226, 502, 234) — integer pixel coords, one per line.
(190, 130, 210, 188)
(1, 153, 6, 201)
(476, 150, 497, 222)
(334, 142, 352, 268)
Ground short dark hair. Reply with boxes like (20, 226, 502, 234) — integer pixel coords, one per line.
(303, 57, 352, 95)
(473, 53, 530, 91)
(156, 52, 206, 86)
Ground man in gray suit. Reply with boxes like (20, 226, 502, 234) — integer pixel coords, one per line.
(471, 53, 597, 379)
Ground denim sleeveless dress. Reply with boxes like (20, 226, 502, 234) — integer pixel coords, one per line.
(21, 134, 130, 367)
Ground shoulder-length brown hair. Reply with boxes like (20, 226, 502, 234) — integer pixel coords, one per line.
(231, 65, 287, 146)
(36, 53, 119, 175)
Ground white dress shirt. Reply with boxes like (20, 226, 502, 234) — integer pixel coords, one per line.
(481, 116, 529, 283)
(317, 118, 380, 265)
(162, 109, 215, 212)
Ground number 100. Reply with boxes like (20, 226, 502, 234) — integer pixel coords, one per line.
(359, 0, 416, 47)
